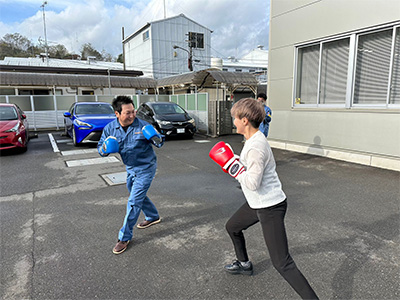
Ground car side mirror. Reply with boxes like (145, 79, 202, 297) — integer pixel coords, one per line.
(64, 112, 72, 118)
(21, 114, 27, 119)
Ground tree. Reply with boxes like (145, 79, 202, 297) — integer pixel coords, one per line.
(49, 44, 70, 59)
(0, 33, 33, 59)
(101, 49, 113, 62)
(117, 53, 124, 63)
(0, 33, 116, 61)
(80, 43, 102, 60)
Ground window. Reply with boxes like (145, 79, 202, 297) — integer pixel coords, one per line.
(0, 88, 15, 95)
(320, 38, 350, 104)
(143, 30, 149, 41)
(295, 44, 319, 105)
(354, 29, 393, 105)
(294, 24, 400, 108)
(390, 27, 400, 104)
(188, 32, 204, 49)
(235, 69, 242, 72)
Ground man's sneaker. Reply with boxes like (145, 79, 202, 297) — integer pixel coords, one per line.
(224, 260, 253, 275)
(137, 218, 161, 229)
(112, 240, 130, 255)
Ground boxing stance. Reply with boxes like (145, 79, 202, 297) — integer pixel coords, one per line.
(209, 98, 318, 299)
(98, 95, 164, 255)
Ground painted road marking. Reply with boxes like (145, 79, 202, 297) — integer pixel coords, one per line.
(101, 172, 127, 186)
(61, 149, 98, 156)
(194, 140, 210, 143)
(66, 156, 120, 167)
(56, 139, 72, 143)
(48, 134, 60, 153)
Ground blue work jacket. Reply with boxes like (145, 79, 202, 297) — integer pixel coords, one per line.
(98, 118, 156, 172)
(259, 105, 272, 138)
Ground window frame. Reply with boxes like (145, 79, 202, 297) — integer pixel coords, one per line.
(143, 30, 149, 42)
(293, 23, 400, 110)
(188, 32, 204, 49)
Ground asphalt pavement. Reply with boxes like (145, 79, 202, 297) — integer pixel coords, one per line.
(0, 132, 399, 299)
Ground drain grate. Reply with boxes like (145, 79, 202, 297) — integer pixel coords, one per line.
(101, 172, 127, 186)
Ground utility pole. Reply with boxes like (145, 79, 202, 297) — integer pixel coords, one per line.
(41, 1, 49, 65)
(173, 45, 195, 72)
(172, 32, 201, 72)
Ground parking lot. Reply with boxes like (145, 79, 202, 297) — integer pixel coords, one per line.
(1, 131, 399, 299)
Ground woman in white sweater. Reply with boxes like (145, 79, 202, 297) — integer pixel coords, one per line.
(225, 98, 318, 299)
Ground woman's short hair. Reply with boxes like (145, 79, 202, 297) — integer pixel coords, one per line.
(112, 95, 134, 113)
(231, 98, 266, 128)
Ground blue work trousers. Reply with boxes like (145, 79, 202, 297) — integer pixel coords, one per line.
(118, 167, 159, 241)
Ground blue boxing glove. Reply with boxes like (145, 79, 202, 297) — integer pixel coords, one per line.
(142, 125, 164, 148)
(99, 136, 119, 156)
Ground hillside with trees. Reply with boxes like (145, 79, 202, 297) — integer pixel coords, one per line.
(0, 33, 120, 62)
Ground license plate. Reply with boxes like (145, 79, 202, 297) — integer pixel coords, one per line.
(177, 128, 185, 134)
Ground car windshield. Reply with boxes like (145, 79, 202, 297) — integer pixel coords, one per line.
(152, 104, 185, 115)
(0, 106, 18, 120)
(75, 104, 114, 115)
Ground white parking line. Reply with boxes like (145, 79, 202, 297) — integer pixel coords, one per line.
(48, 133, 60, 153)
(61, 149, 98, 156)
(194, 140, 210, 143)
(56, 139, 72, 143)
(66, 156, 120, 167)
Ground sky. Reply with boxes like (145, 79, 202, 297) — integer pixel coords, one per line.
(0, 0, 270, 60)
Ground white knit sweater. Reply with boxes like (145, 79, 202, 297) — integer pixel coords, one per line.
(236, 130, 286, 209)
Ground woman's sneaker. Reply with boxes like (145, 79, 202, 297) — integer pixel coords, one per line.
(224, 260, 253, 275)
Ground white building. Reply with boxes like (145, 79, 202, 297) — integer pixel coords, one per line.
(212, 45, 268, 83)
(123, 14, 212, 79)
(268, 0, 400, 171)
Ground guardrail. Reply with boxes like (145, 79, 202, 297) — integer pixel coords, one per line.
(0, 93, 209, 134)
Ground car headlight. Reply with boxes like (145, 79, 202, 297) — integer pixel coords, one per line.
(75, 120, 93, 128)
(188, 118, 196, 125)
(5, 122, 20, 133)
(156, 119, 171, 126)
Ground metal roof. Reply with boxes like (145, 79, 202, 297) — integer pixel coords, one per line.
(0, 64, 142, 77)
(0, 72, 157, 89)
(157, 69, 258, 88)
(0, 56, 124, 70)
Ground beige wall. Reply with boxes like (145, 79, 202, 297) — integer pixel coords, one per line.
(268, 0, 400, 159)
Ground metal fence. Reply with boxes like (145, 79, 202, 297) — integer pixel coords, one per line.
(0, 93, 209, 134)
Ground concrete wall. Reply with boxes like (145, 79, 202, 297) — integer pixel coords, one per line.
(268, 0, 400, 170)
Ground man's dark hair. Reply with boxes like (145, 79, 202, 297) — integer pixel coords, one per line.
(112, 95, 134, 113)
(257, 93, 267, 101)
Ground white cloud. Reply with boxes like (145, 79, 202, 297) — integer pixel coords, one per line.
(0, 0, 269, 59)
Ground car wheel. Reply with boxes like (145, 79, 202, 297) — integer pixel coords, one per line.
(72, 128, 79, 146)
(20, 145, 28, 153)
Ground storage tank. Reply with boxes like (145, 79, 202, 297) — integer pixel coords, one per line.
(211, 57, 223, 70)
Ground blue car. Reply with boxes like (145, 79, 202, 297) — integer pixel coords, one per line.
(63, 102, 116, 146)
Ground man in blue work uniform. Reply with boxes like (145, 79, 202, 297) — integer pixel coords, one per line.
(98, 95, 164, 255)
(256, 93, 272, 138)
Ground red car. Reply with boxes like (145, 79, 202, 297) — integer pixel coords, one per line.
(0, 103, 29, 151)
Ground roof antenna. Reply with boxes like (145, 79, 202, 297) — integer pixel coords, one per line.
(164, 0, 166, 19)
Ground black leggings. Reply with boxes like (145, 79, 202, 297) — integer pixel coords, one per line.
(225, 200, 318, 300)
